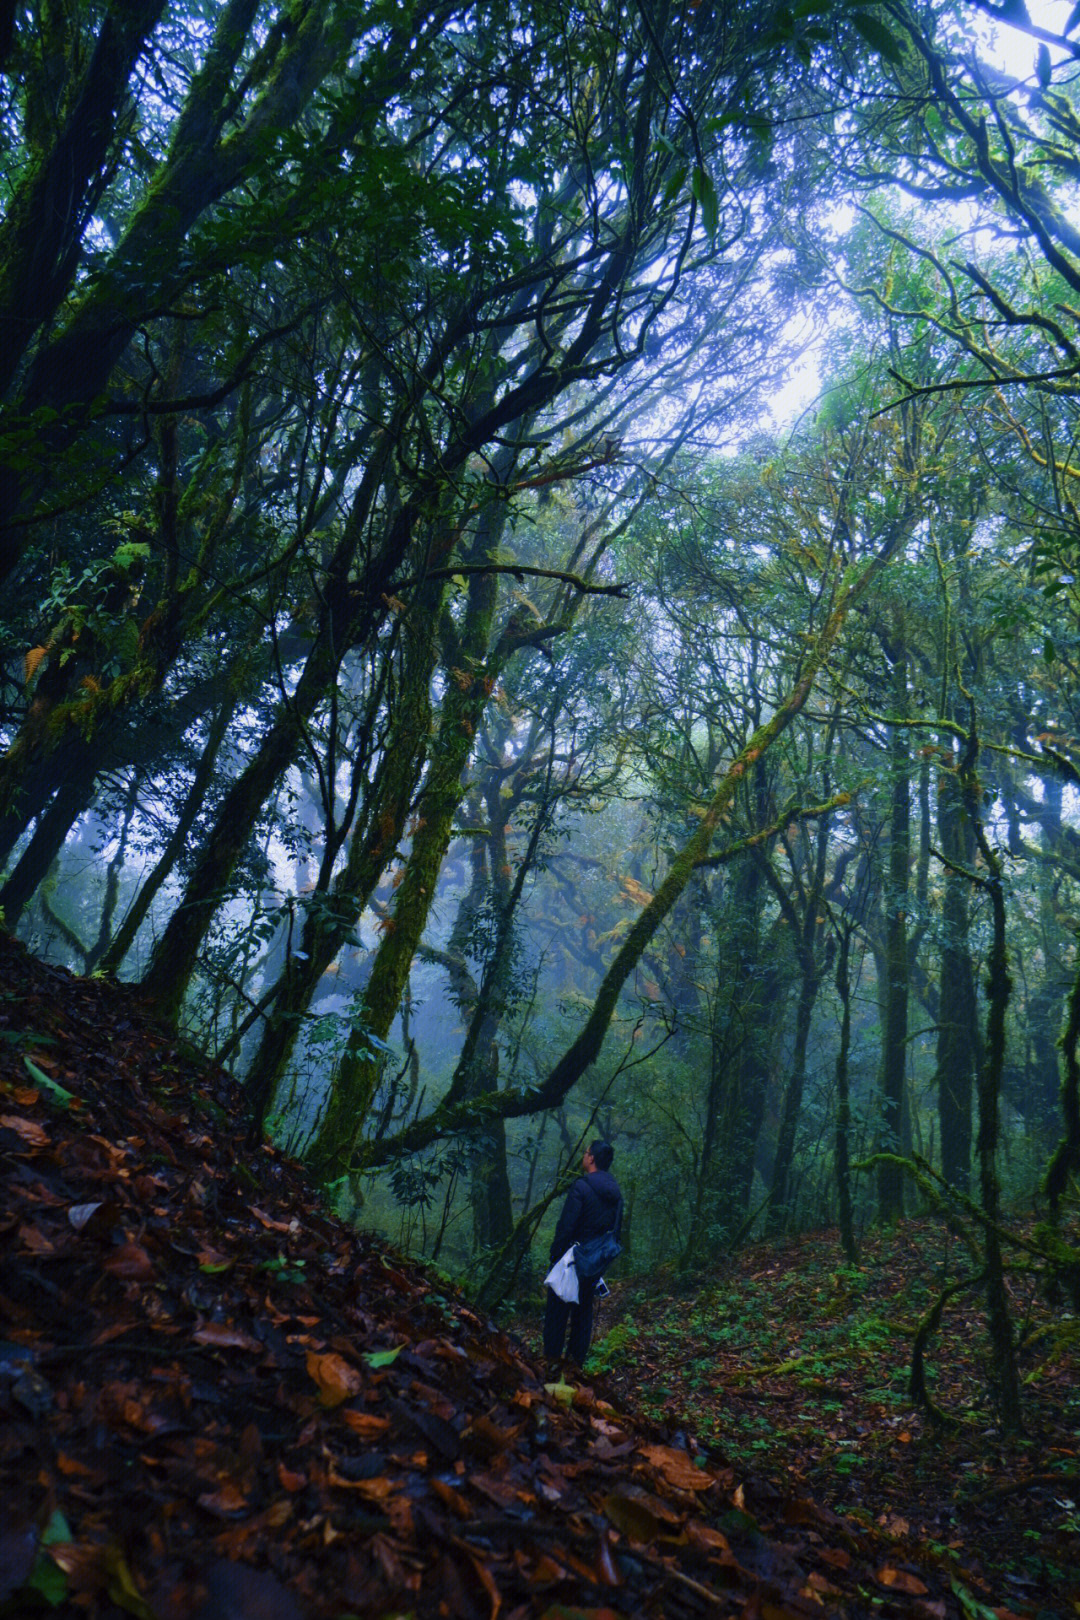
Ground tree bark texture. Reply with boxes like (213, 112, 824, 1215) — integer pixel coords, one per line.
(960, 745, 1022, 1431)
(933, 762, 978, 1192)
(834, 924, 858, 1262)
(878, 648, 911, 1222)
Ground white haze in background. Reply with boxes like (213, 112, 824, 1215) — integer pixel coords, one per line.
(766, 0, 1077, 431)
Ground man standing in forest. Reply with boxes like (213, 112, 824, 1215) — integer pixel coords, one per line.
(543, 1141, 622, 1371)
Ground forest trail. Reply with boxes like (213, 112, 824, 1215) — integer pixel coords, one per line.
(0, 931, 1073, 1619)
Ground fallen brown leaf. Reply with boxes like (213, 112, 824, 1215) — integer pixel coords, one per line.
(306, 1350, 362, 1406)
(878, 1566, 929, 1595)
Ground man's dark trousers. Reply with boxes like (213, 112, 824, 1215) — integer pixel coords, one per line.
(543, 1274, 597, 1367)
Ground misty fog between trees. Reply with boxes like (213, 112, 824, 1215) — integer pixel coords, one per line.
(5, 0, 1080, 1424)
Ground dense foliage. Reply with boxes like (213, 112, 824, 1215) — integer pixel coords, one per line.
(4, 0, 1080, 1429)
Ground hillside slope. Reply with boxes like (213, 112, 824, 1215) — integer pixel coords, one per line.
(1, 933, 978, 1617)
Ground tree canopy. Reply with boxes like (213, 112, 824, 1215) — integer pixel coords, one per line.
(4, 0, 1080, 1433)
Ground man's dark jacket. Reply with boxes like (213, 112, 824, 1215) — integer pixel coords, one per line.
(549, 1169, 622, 1265)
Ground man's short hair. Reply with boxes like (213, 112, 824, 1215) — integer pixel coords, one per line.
(590, 1140, 614, 1171)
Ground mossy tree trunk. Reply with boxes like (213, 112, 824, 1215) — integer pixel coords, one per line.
(720, 851, 783, 1234)
(934, 760, 978, 1192)
(100, 682, 241, 975)
(684, 773, 786, 1265)
(242, 607, 438, 1141)
(136, 426, 413, 1019)
(359, 522, 920, 1171)
(764, 722, 838, 1237)
(1027, 772, 1069, 1138)
(683, 873, 777, 1269)
(304, 523, 522, 1180)
(834, 920, 858, 1262)
(765, 887, 826, 1237)
(878, 642, 911, 1223)
(1045, 947, 1080, 1223)
(959, 732, 1021, 1431)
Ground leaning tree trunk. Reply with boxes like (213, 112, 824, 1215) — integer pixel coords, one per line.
(136, 427, 405, 1018)
(242, 613, 436, 1141)
(100, 682, 239, 975)
(0, 755, 99, 926)
(305, 562, 506, 1181)
(361, 522, 920, 1170)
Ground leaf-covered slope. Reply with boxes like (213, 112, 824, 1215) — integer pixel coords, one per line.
(1, 932, 967, 1618)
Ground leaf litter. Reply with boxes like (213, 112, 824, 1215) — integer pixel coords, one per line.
(0, 930, 1068, 1618)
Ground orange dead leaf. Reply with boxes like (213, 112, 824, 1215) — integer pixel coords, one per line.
(466, 1550, 502, 1619)
(103, 1242, 155, 1282)
(48, 1541, 109, 1600)
(683, 1521, 734, 1558)
(818, 1546, 852, 1571)
(250, 1206, 298, 1233)
(277, 1462, 307, 1492)
(56, 1452, 99, 1479)
(526, 1552, 568, 1584)
(877, 1567, 928, 1595)
(198, 1483, 250, 1519)
(340, 1409, 391, 1438)
(638, 1443, 717, 1492)
(331, 1471, 396, 1500)
(603, 1488, 683, 1543)
(306, 1349, 363, 1406)
(99, 1381, 155, 1433)
(0, 1114, 49, 1147)
(17, 1222, 55, 1255)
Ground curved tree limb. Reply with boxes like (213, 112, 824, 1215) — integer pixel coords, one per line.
(357, 512, 915, 1171)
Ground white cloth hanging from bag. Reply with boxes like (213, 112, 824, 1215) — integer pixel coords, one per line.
(543, 1246, 578, 1303)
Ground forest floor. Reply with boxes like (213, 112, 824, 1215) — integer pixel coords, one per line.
(511, 1219, 1080, 1620)
(0, 927, 1077, 1620)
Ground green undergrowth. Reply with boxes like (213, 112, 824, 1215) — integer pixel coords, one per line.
(548, 1219, 1080, 1602)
